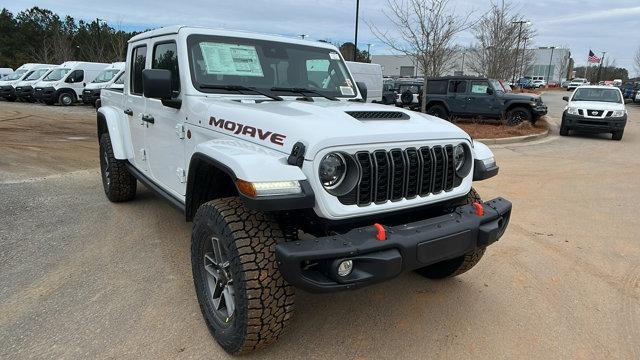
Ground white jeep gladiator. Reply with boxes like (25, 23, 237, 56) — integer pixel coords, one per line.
(97, 26, 512, 354)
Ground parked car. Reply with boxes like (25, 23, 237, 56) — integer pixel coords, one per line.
(561, 86, 626, 140)
(621, 82, 635, 99)
(97, 25, 512, 354)
(14, 66, 55, 102)
(547, 81, 559, 87)
(395, 81, 422, 109)
(0, 67, 13, 79)
(380, 81, 396, 105)
(422, 76, 547, 125)
(561, 80, 571, 88)
(612, 79, 623, 87)
(516, 77, 532, 88)
(0, 63, 55, 101)
(567, 78, 588, 91)
(345, 61, 382, 103)
(531, 79, 546, 88)
(33, 61, 109, 105)
(82, 62, 125, 107)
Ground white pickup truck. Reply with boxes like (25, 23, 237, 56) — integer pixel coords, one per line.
(98, 26, 511, 354)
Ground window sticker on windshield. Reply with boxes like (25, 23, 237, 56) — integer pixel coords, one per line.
(199, 42, 264, 77)
(340, 86, 355, 96)
(329, 52, 340, 60)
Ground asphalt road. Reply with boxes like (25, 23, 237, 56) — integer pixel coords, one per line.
(1, 93, 639, 359)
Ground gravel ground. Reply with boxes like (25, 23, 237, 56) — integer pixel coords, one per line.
(0, 96, 639, 359)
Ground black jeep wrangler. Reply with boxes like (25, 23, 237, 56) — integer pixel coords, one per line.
(422, 76, 547, 125)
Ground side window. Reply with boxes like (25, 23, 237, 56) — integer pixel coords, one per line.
(131, 45, 147, 95)
(426, 80, 447, 94)
(67, 70, 84, 83)
(470, 81, 489, 95)
(152, 42, 180, 93)
(448, 80, 467, 94)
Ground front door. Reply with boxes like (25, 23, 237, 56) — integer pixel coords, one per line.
(466, 80, 500, 116)
(144, 39, 186, 196)
(125, 43, 149, 172)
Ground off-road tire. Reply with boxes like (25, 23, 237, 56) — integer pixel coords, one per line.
(612, 130, 624, 141)
(506, 106, 532, 126)
(58, 92, 74, 106)
(427, 104, 449, 120)
(192, 198, 295, 355)
(415, 188, 486, 279)
(99, 133, 136, 202)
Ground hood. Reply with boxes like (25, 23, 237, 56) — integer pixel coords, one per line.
(567, 101, 624, 111)
(190, 98, 469, 159)
(16, 80, 37, 87)
(499, 92, 540, 102)
(35, 80, 58, 88)
(0, 79, 19, 86)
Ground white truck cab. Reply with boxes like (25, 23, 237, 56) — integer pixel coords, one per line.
(0, 68, 13, 79)
(33, 61, 109, 105)
(82, 62, 125, 107)
(14, 66, 56, 102)
(97, 26, 511, 355)
(0, 63, 54, 101)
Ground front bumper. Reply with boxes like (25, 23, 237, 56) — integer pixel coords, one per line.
(33, 86, 56, 102)
(563, 112, 627, 132)
(277, 197, 511, 292)
(15, 86, 34, 100)
(82, 89, 101, 104)
(532, 104, 547, 117)
(0, 85, 15, 98)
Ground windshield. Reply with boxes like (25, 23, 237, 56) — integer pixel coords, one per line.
(488, 79, 505, 93)
(92, 69, 120, 83)
(25, 69, 50, 81)
(187, 34, 357, 98)
(44, 68, 71, 81)
(572, 88, 622, 103)
(4, 70, 27, 81)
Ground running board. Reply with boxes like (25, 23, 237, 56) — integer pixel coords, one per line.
(125, 162, 186, 214)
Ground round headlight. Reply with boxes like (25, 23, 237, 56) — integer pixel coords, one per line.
(453, 144, 465, 172)
(319, 153, 346, 189)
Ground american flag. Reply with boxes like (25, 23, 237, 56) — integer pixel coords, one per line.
(588, 50, 601, 63)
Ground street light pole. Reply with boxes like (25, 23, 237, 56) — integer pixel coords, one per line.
(597, 51, 606, 82)
(519, 37, 528, 79)
(366, 43, 372, 62)
(354, 0, 360, 61)
(461, 51, 466, 75)
(546, 46, 555, 83)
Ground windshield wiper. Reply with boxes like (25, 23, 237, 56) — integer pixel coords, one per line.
(198, 84, 282, 101)
(270, 87, 338, 101)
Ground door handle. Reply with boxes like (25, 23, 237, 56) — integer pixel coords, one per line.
(123, 108, 133, 116)
(141, 114, 155, 124)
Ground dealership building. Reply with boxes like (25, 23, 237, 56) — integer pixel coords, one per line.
(371, 47, 572, 82)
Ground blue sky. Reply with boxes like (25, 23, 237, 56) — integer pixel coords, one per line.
(5, 0, 640, 76)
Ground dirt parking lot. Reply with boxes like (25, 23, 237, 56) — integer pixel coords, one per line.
(1, 96, 639, 359)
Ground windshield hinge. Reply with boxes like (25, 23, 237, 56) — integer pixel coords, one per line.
(287, 142, 306, 167)
(175, 123, 185, 139)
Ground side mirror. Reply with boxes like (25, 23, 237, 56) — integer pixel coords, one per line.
(487, 87, 494, 95)
(142, 69, 172, 99)
(356, 81, 367, 102)
(65, 76, 74, 83)
(562, 96, 569, 101)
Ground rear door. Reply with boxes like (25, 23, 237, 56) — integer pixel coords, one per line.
(125, 43, 150, 171)
(447, 80, 468, 114)
(144, 38, 186, 196)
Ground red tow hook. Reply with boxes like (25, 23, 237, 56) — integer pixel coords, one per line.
(472, 201, 484, 216)
(373, 223, 387, 241)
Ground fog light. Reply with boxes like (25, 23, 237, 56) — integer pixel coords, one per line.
(337, 260, 353, 277)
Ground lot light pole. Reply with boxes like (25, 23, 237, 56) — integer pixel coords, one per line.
(354, 0, 360, 61)
(461, 50, 466, 75)
(366, 43, 372, 62)
(545, 46, 555, 83)
(519, 37, 528, 79)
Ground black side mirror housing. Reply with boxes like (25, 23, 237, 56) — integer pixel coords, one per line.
(142, 69, 181, 109)
(487, 87, 494, 95)
(562, 96, 569, 101)
(356, 81, 367, 102)
(142, 69, 172, 99)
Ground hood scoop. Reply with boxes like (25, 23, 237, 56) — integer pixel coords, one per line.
(345, 111, 410, 121)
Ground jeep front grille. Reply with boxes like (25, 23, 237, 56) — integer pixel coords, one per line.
(338, 145, 458, 206)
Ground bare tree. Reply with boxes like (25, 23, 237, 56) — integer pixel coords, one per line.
(369, 0, 473, 112)
(467, 0, 534, 81)
(634, 46, 640, 76)
(555, 46, 571, 82)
